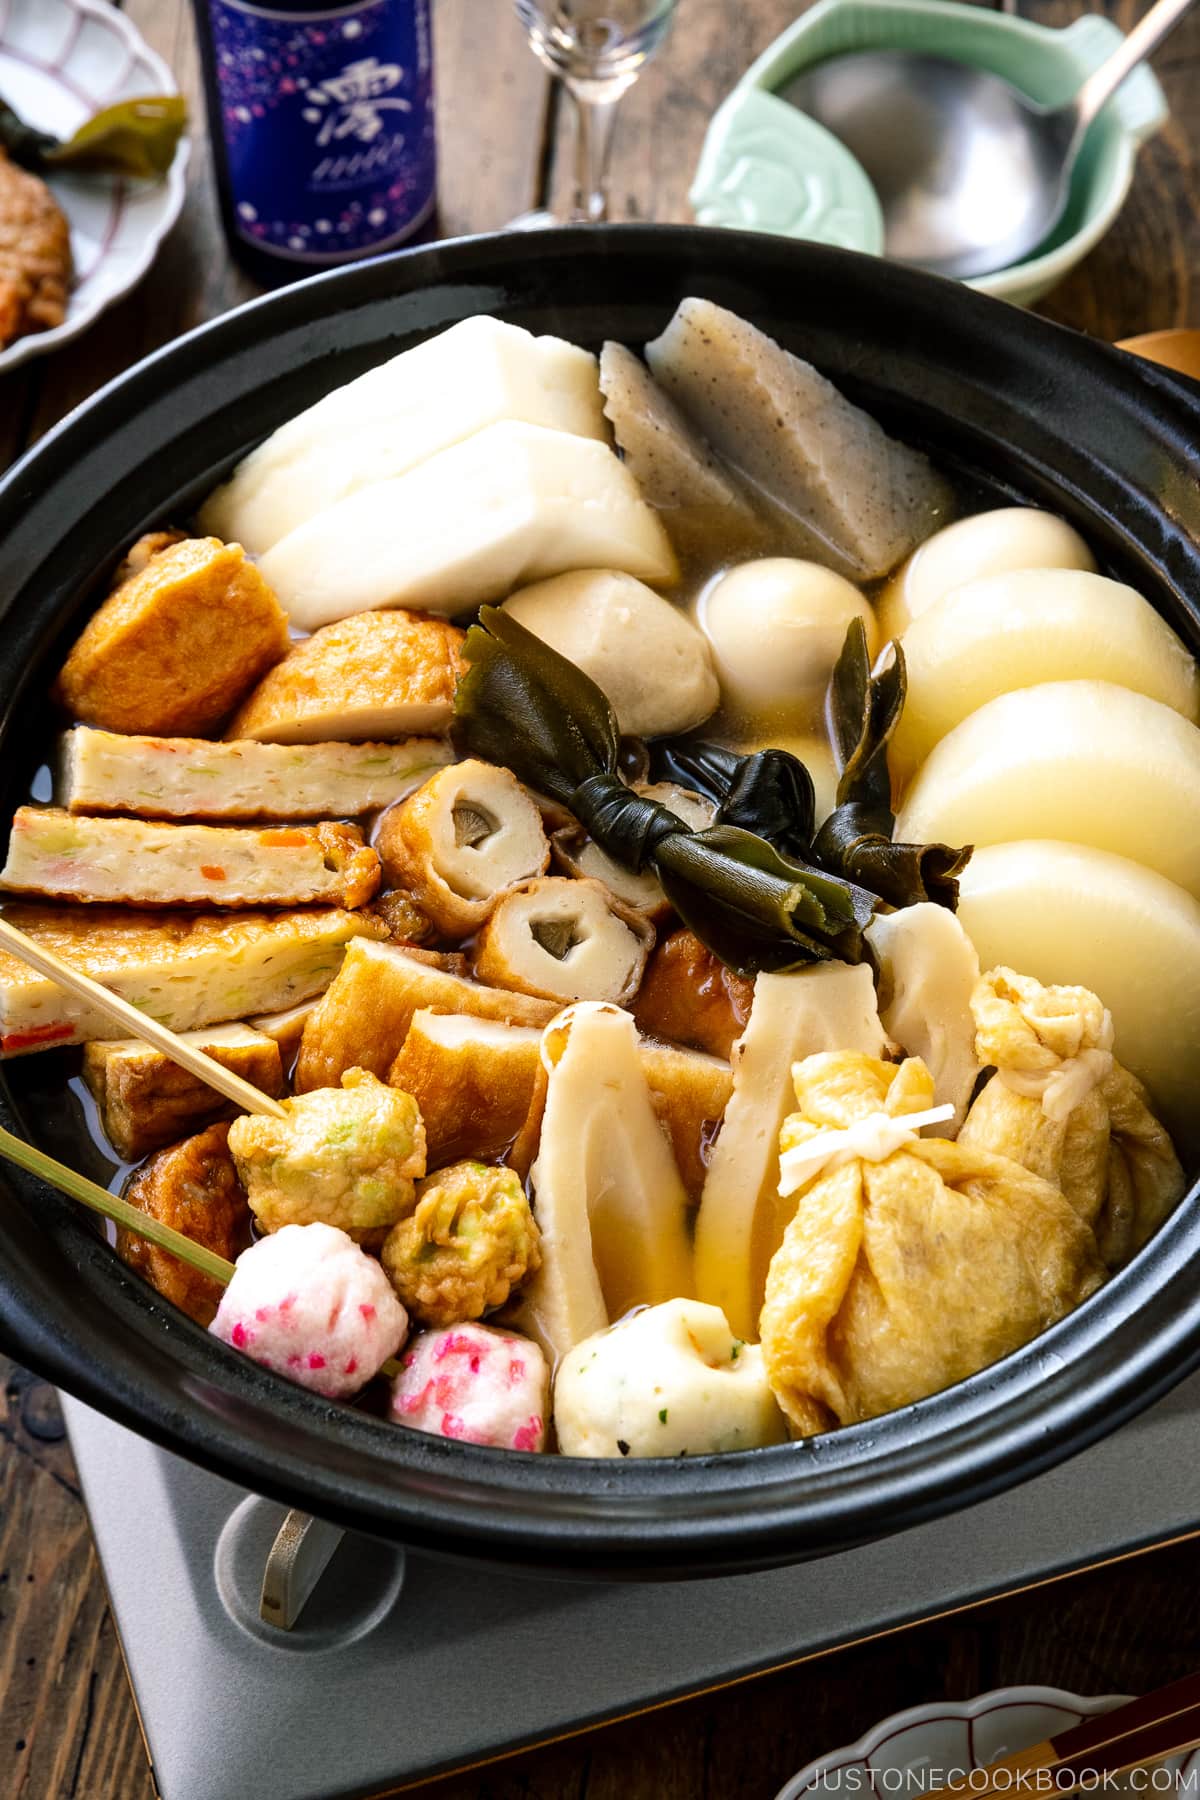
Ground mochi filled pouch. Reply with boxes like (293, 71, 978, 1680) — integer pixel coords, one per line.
(958, 968, 1184, 1271)
(760, 1051, 1106, 1436)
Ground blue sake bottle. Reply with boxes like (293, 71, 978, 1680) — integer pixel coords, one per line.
(193, 0, 437, 285)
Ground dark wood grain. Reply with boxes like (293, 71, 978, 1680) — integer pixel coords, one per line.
(2, 0, 1200, 1796)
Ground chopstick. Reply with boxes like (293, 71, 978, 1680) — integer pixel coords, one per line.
(0, 1124, 403, 1379)
(926, 1674, 1200, 1800)
(0, 916, 287, 1119)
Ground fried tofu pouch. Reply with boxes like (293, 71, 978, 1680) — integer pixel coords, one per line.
(116, 1121, 251, 1326)
(760, 1052, 1106, 1437)
(56, 537, 290, 736)
(957, 968, 1184, 1271)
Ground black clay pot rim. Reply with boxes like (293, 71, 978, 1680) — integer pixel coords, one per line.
(1, 224, 1199, 1575)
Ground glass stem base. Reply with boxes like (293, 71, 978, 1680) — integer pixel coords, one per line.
(568, 86, 622, 224)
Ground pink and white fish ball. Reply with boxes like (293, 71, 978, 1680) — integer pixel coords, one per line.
(390, 1322, 548, 1451)
(211, 1222, 408, 1399)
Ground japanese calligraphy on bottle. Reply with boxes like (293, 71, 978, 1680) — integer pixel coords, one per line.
(207, 0, 436, 263)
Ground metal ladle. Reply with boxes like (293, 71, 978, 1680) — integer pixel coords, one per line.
(780, 0, 1194, 279)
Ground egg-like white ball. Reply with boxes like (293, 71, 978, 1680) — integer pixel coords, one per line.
(878, 507, 1095, 641)
(700, 558, 876, 705)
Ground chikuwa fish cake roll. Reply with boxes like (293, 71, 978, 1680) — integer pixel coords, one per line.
(473, 876, 654, 1005)
(376, 759, 550, 937)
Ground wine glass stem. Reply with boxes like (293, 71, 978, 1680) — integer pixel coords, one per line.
(568, 85, 621, 223)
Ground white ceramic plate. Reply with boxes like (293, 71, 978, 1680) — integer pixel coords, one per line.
(0, 0, 189, 373)
(776, 1687, 1200, 1800)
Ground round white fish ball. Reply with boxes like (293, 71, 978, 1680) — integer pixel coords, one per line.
(879, 507, 1096, 640)
(390, 1322, 549, 1452)
(210, 1221, 408, 1399)
(699, 559, 876, 705)
(553, 1298, 788, 1458)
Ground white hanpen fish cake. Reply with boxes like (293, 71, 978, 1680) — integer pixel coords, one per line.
(259, 421, 680, 630)
(0, 904, 385, 1056)
(199, 316, 608, 556)
(0, 810, 381, 909)
(59, 728, 450, 821)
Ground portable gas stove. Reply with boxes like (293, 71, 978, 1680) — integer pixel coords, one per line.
(61, 1371, 1200, 1800)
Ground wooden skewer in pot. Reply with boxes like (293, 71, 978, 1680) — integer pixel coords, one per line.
(0, 916, 287, 1120)
(0, 1124, 403, 1382)
(0, 917, 406, 1381)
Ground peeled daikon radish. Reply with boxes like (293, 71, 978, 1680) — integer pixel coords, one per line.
(897, 681, 1200, 900)
(511, 1004, 694, 1363)
(892, 569, 1200, 772)
(699, 558, 877, 706)
(501, 568, 717, 736)
(878, 506, 1095, 641)
(645, 297, 952, 580)
(693, 962, 887, 1341)
(259, 422, 679, 630)
(201, 317, 607, 555)
(957, 840, 1200, 1156)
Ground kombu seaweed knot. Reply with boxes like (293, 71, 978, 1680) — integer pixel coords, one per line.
(777, 1101, 956, 1199)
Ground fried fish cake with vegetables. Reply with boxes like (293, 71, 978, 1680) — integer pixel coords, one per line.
(0, 150, 71, 349)
(227, 1066, 426, 1237)
(116, 1121, 251, 1326)
(382, 1160, 541, 1327)
(55, 537, 290, 736)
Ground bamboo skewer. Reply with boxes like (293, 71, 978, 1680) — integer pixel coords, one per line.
(0, 1123, 237, 1282)
(0, 1125, 403, 1380)
(0, 916, 287, 1119)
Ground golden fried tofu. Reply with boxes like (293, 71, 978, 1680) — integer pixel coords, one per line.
(55, 537, 290, 736)
(295, 938, 558, 1091)
(83, 1022, 284, 1162)
(388, 1009, 545, 1166)
(389, 1006, 731, 1197)
(112, 529, 187, 587)
(117, 1121, 251, 1326)
(640, 1038, 734, 1204)
(225, 610, 466, 744)
(0, 151, 71, 349)
(633, 926, 755, 1058)
(0, 902, 386, 1055)
(248, 999, 320, 1061)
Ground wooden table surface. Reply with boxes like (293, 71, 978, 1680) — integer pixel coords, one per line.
(3, 0, 1200, 1795)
